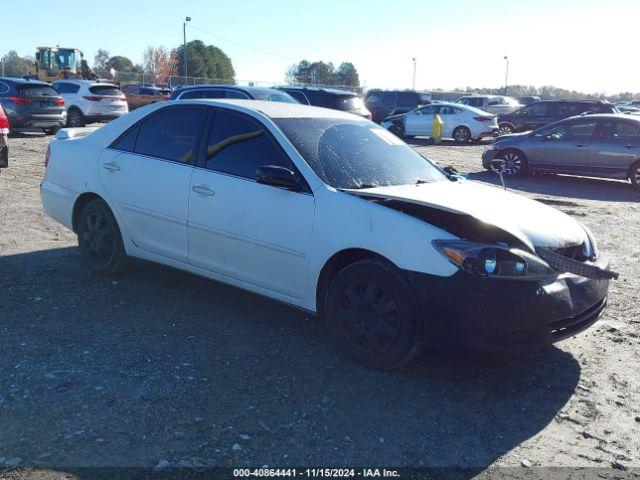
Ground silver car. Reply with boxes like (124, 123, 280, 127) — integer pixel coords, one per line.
(482, 114, 640, 190)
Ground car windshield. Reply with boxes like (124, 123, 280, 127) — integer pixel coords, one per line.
(251, 90, 298, 103)
(274, 117, 446, 189)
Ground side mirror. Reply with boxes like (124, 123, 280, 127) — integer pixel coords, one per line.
(256, 165, 301, 190)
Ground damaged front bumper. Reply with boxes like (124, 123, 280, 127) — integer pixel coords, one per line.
(405, 254, 610, 352)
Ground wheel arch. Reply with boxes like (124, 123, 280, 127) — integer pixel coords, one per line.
(315, 248, 396, 317)
(72, 192, 107, 233)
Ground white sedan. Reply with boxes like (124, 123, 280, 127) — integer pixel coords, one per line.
(41, 100, 614, 369)
(381, 102, 499, 142)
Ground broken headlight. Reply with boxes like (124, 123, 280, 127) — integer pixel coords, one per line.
(432, 240, 556, 280)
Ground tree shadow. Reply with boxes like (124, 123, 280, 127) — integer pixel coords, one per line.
(0, 247, 581, 477)
(465, 170, 639, 203)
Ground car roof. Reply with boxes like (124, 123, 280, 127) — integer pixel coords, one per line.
(177, 99, 363, 120)
(0, 77, 51, 85)
(175, 84, 261, 93)
(53, 79, 116, 86)
(278, 86, 358, 97)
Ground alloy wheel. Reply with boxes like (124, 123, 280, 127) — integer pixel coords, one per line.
(635, 166, 640, 186)
(454, 128, 470, 142)
(499, 124, 513, 135)
(82, 212, 114, 264)
(68, 110, 83, 128)
(338, 281, 400, 354)
(502, 151, 522, 176)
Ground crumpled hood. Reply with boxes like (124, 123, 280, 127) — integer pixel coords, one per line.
(348, 180, 589, 250)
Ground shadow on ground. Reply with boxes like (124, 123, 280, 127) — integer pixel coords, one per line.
(464, 170, 640, 203)
(0, 247, 581, 476)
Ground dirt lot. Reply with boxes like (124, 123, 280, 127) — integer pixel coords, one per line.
(0, 133, 639, 478)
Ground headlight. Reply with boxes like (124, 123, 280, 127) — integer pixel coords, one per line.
(580, 223, 598, 259)
(432, 240, 556, 280)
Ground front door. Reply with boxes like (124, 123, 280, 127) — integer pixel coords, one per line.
(98, 105, 207, 262)
(526, 119, 597, 171)
(188, 108, 314, 299)
(404, 105, 437, 136)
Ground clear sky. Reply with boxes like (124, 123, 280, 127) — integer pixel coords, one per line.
(3, 0, 639, 93)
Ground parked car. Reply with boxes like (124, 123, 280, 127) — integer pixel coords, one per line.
(515, 96, 541, 106)
(0, 104, 8, 168)
(364, 89, 431, 122)
(53, 80, 128, 128)
(631, 100, 640, 107)
(41, 99, 614, 369)
(170, 85, 297, 104)
(497, 100, 619, 135)
(482, 114, 640, 189)
(456, 95, 522, 115)
(0, 77, 66, 134)
(275, 86, 371, 119)
(381, 102, 498, 142)
(125, 86, 169, 110)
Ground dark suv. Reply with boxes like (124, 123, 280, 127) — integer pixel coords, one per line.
(364, 90, 431, 122)
(170, 85, 297, 104)
(0, 77, 66, 134)
(497, 100, 619, 134)
(275, 86, 371, 119)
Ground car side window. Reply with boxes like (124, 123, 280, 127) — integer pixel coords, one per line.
(438, 106, 460, 115)
(180, 90, 204, 99)
(134, 107, 207, 163)
(415, 106, 437, 115)
(204, 109, 294, 180)
(397, 92, 417, 107)
(382, 93, 396, 106)
(225, 90, 250, 99)
(521, 103, 546, 116)
(540, 121, 597, 140)
(111, 125, 139, 152)
(600, 121, 640, 141)
(54, 83, 75, 94)
(287, 90, 309, 105)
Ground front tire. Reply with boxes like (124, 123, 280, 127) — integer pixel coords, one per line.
(498, 123, 514, 135)
(77, 199, 128, 275)
(43, 127, 60, 135)
(497, 149, 528, 177)
(630, 160, 640, 190)
(388, 122, 405, 138)
(324, 259, 422, 370)
(453, 126, 471, 143)
(66, 108, 85, 128)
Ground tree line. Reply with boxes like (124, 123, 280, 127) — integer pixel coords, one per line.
(285, 60, 360, 87)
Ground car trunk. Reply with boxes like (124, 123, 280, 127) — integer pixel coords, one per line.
(18, 84, 64, 115)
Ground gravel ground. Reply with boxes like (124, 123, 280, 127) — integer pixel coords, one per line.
(0, 133, 639, 478)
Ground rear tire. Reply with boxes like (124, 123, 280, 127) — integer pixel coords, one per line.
(77, 199, 128, 275)
(66, 108, 85, 128)
(453, 126, 471, 143)
(324, 259, 422, 370)
(630, 160, 640, 190)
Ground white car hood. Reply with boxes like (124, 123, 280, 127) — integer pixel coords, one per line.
(348, 180, 589, 250)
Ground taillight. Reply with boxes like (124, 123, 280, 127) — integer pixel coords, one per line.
(45, 144, 51, 168)
(7, 96, 33, 105)
(474, 116, 493, 122)
(0, 114, 8, 130)
(83, 96, 103, 102)
(54, 97, 65, 106)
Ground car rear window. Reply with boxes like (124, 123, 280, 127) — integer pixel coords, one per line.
(324, 95, 364, 111)
(19, 84, 59, 97)
(89, 85, 122, 96)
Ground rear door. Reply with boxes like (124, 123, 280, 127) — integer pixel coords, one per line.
(188, 108, 314, 299)
(98, 105, 207, 262)
(588, 119, 640, 178)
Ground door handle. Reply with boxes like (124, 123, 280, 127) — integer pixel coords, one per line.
(192, 185, 215, 196)
(102, 162, 121, 172)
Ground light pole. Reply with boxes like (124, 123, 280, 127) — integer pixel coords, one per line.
(503, 55, 509, 96)
(412, 57, 416, 90)
(183, 16, 191, 80)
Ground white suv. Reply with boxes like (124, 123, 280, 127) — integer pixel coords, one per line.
(52, 80, 128, 127)
(456, 95, 522, 115)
